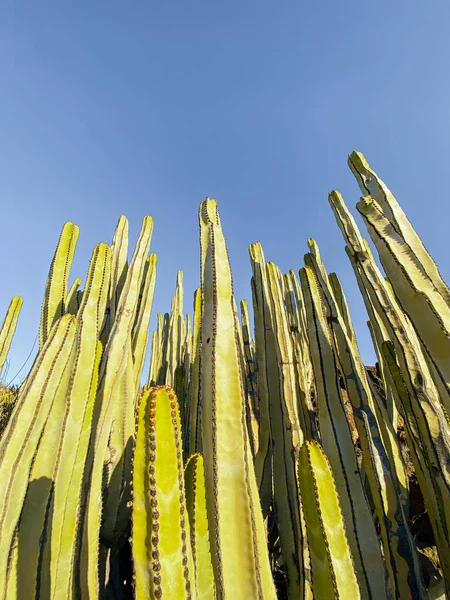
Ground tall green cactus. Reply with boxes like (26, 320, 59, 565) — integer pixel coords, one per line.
(199, 199, 276, 599)
(305, 245, 426, 598)
(300, 262, 389, 600)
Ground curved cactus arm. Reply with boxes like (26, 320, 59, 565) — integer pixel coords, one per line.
(79, 216, 153, 598)
(348, 151, 450, 307)
(132, 253, 157, 391)
(248, 244, 274, 515)
(132, 386, 195, 599)
(0, 314, 78, 589)
(306, 251, 426, 599)
(66, 278, 82, 316)
(40, 222, 79, 349)
(200, 200, 276, 599)
(0, 296, 23, 375)
(187, 289, 202, 456)
(184, 453, 215, 599)
(357, 195, 450, 413)
(298, 441, 361, 600)
(300, 264, 388, 600)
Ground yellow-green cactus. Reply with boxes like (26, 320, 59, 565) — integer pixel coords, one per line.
(184, 453, 215, 599)
(132, 386, 194, 599)
(200, 199, 276, 599)
(298, 440, 361, 600)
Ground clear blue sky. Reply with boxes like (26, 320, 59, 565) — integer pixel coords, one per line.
(1, 1, 450, 381)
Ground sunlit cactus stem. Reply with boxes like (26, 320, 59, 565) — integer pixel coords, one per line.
(132, 386, 194, 600)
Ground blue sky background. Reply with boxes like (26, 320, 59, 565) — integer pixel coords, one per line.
(1, 1, 450, 382)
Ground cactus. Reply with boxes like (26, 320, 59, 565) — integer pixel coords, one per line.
(0, 314, 78, 593)
(132, 386, 194, 599)
(300, 262, 389, 599)
(184, 453, 215, 599)
(1, 151, 450, 599)
(304, 244, 426, 598)
(199, 199, 277, 599)
(298, 440, 361, 600)
(0, 297, 22, 376)
(39, 222, 79, 349)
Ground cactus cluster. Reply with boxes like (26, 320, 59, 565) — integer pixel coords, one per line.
(0, 152, 449, 599)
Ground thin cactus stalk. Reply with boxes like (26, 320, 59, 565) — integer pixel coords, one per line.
(248, 243, 275, 514)
(186, 289, 202, 456)
(265, 261, 312, 599)
(80, 216, 153, 598)
(66, 278, 82, 316)
(102, 215, 129, 343)
(164, 271, 184, 389)
(131, 253, 157, 391)
(300, 263, 389, 600)
(39, 222, 79, 349)
(132, 386, 195, 599)
(283, 272, 317, 441)
(148, 313, 163, 386)
(0, 297, 23, 376)
(240, 299, 260, 457)
(184, 453, 215, 599)
(305, 247, 426, 598)
(199, 199, 276, 599)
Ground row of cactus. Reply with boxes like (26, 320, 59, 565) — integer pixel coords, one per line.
(0, 151, 448, 599)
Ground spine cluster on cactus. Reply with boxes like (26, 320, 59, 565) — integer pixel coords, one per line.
(0, 151, 448, 599)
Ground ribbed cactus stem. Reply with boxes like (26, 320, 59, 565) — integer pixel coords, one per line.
(0, 314, 78, 593)
(39, 222, 79, 349)
(0, 297, 23, 375)
(132, 386, 194, 599)
(185, 453, 215, 599)
(298, 441, 361, 600)
(200, 199, 276, 599)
